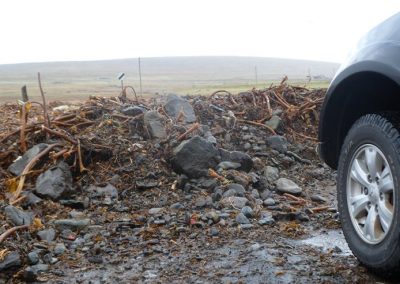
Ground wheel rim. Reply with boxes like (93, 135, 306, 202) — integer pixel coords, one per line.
(347, 144, 395, 244)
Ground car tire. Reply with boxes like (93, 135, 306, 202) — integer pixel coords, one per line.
(337, 113, 400, 275)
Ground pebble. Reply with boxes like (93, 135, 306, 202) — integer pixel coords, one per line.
(148, 208, 163, 215)
(37, 228, 56, 242)
(54, 243, 66, 255)
(170, 202, 185, 210)
(241, 206, 254, 218)
(27, 251, 40, 265)
(240, 224, 254, 230)
(220, 197, 249, 209)
(4, 205, 33, 226)
(263, 198, 276, 206)
(235, 213, 250, 224)
(54, 219, 90, 231)
(23, 264, 49, 281)
(275, 178, 302, 195)
(244, 143, 251, 150)
(310, 194, 328, 203)
(0, 251, 21, 271)
(264, 166, 279, 182)
(210, 227, 219, 237)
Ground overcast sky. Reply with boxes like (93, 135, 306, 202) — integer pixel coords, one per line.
(0, 0, 399, 65)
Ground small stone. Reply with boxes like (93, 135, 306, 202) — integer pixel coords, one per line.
(154, 219, 166, 225)
(121, 105, 146, 116)
(195, 197, 207, 208)
(144, 110, 167, 139)
(250, 243, 262, 251)
(244, 143, 251, 150)
(148, 208, 163, 215)
(8, 144, 48, 176)
(266, 135, 288, 153)
(88, 255, 103, 264)
(0, 251, 21, 271)
(27, 251, 40, 265)
(263, 198, 276, 206)
(251, 189, 260, 199)
(206, 211, 220, 223)
(54, 219, 90, 231)
(264, 166, 279, 182)
(217, 161, 241, 170)
(37, 228, 56, 242)
(227, 183, 245, 196)
(259, 189, 272, 200)
(241, 206, 254, 218)
(35, 161, 73, 200)
(54, 243, 66, 255)
(43, 253, 58, 264)
(219, 149, 253, 172)
(276, 178, 302, 195)
(310, 194, 328, 203)
(170, 203, 184, 210)
(240, 224, 254, 230)
(265, 115, 282, 131)
(23, 264, 49, 281)
(296, 212, 310, 222)
(164, 95, 197, 123)
(258, 211, 275, 225)
(222, 188, 237, 198)
(220, 197, 249, 209)
(235, 213, 250, 224)
(210, 227, 219, 237)
(4, 205, 33, 226)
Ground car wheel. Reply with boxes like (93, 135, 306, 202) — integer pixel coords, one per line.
(337, 113, 400, 275)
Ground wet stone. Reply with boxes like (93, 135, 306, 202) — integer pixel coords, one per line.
(241, 206, 254, 218)
(5, 205, 33, 226)
(0, 251, 21, 271)
(144, 110, 167, 139)
(263, 198, 276, 206)
(37, 228, 56, 242)
(8, 143, 48, 176)
(220, 197, 249, 209)
(23, 264, 49, 281)
(276, 178, 302, 195)
(266, 135, 288, 153)
(35, 161, 73, 200)
(54, 219, 90, 231)
(236, 213, 250, 224)
(27, 251, 40, 265)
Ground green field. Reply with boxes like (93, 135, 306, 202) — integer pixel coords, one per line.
(0, 56, 337, 102)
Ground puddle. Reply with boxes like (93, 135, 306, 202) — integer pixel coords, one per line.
(297, 229, 352, 256)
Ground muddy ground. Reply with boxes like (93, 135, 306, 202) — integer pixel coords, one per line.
(0, 82, 390, 283)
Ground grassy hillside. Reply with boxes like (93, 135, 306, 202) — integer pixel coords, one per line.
(0, 56, 339, 102)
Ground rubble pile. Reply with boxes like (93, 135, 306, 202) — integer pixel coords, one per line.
(0, 80, 372, 283)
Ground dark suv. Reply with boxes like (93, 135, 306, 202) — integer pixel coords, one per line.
(319, 12, 400, 274)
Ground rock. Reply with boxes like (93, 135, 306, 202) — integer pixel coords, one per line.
(275, 178, 302, 195)
(211, 187, 223, 202)
(227, 183, 245, 196)
(265, 115, 282, 131)
(266, 135, 288, 153)
(8, 143, 48, 176)
(195, 197, 207, 208)
(250, 243, 262, 251)
(37, 228, 56, 242)
(88, 255, 103, 264)
(54, 243, 66, 255)
(121, 105, 146, 116)
(59, 198, 89, 209)
(219, 149, 253, 172)
(216, 161, 241, 170)
(296, 212, 310, 222)
(244, 143, 251, 150)
(235, 213, 250, 224)
(0, 251, 21, 271)
(240, 224, 254, 230)
(35, 161, 73, 200)
(220, 197, 249, 209)
(264, 166, 279, 182)
(22, 192, 43, 207)
(210, 227, 219, 237)
(87, 183, 118, 201)
(27, 251, 40, 265)
(4, 205, 33, 226)
(54, 219, 90, 231)
(263, 198, 276, 206)
(251, 189, 260, 199)
(222, 189, 237, 198)
(135, 180, 158, 189)
(206, 211, 220, 223)
(171, 136, 220, 178)
(143, 110, 167, 139)
(170, 203, 184, 210)
(258, 211, 275, 225)
(23, 264, 49, 281)
(148, 208, 163, 215)
(259, 189, 272, 200)
(199, 178, 218, 190)
(164, 95, 196, 123)
(310, 194, 328, 203)
(241, 206, 254, 218)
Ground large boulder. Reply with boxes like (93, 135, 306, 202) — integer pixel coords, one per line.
(164, 94, 197, 123)
(35, 161, 73, 200)
(171, 136, 220, 178)
(8, 144, 48, 176)
(144, 111, 167, 139)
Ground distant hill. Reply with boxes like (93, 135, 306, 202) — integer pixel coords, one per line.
(0, 56, 339, 101)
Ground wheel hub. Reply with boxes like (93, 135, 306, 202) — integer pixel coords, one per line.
(347, 144, 395, 244)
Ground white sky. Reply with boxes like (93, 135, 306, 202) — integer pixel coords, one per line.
(0, 0, 399, 65)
